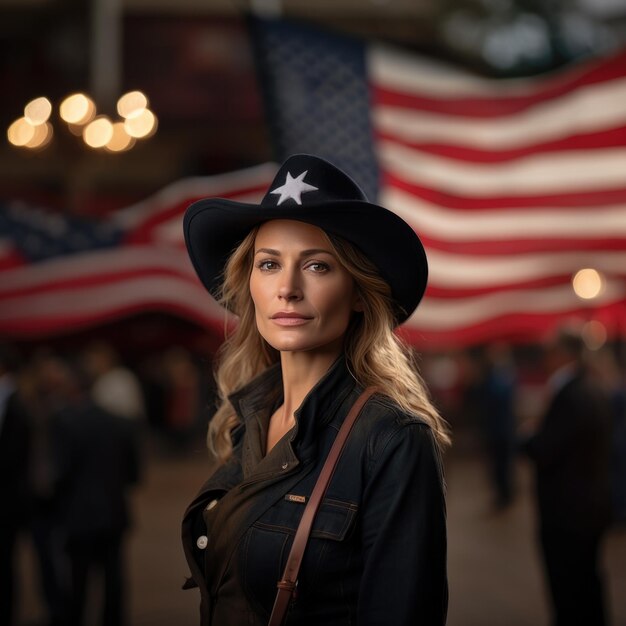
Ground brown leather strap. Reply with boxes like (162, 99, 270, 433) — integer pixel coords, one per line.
(268, 386, 377, 626)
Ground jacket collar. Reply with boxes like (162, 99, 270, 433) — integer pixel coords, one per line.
(228, 356, 358, 459)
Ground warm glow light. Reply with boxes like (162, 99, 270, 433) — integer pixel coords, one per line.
(105, 122, 135, 152)
(582, 320, 607, 350)
(24, 122, 53, 149)
(83, 116, 114, 148)
(572, 268, 604, 300)
(124, 108, 157, 138)
(8, 90, 154, 151)
(117, 91, 148, 119)
(60, 93, 96, 125)
(7, 117, 36, 146)
(24, 97, 52, 125)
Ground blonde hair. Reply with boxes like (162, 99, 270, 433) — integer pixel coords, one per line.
(208, 225, 451, 461)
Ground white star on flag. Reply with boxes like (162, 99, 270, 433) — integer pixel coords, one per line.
(270, 170, 318, 205)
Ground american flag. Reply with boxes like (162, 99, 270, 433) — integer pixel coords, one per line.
(0, 166, 276, 339)
(252, 17, 626, 348)
(2, 20, 626, 349)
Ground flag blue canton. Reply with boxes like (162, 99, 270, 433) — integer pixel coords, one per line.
(251, 17, 380, 201)
(1, 203, 123, 262)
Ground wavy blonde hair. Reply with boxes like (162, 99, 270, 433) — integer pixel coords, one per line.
(208, 224, 450, 461)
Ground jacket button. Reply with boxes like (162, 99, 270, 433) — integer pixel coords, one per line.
(206, 499, 218, 511)
(196, 535, 208, 550)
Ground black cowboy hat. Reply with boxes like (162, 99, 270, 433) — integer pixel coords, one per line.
(183, 154, 428, 324)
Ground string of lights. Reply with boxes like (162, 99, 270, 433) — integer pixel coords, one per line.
(6, 90, 157, 153)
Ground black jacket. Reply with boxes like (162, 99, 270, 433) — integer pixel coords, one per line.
(53, 400, 141, 536)
(0, 389, 32, 525)
(524, 369, 613, 534)
(182, 358, 448, 625)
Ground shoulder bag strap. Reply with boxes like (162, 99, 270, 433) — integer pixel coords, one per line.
(268, 386, 377, 626)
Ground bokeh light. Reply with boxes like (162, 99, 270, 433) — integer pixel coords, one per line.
(572, 268, 604, 300)
(24, 97, 52, 125)
(7, 117, 36, 146)
(124, 109, 157, 139)
(8, 90, 155, 151)
(60, 93, 96, 125)
(105, 122, 136, 152)
(117, 91, 148, 119)
(83, 116, 114, 149)
(24, 122, 53, 149)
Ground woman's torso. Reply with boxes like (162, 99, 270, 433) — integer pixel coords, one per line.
(181, 359, 447, 626)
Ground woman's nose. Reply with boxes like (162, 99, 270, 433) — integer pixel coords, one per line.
(277, 268, 303, 301)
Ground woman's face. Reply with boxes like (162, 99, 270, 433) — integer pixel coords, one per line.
(249, 220, 360, 356)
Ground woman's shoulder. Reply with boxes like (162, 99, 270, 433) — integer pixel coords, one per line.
(361, 390, 431, 427)
(348, 391, 444, 484)
(355, 390, 437, 450)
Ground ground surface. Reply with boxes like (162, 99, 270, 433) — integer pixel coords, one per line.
(16, 434, 626, 626)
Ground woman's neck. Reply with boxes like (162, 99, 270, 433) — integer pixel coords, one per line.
(265, 348, 341, 455)
(278, 349, 340, 421)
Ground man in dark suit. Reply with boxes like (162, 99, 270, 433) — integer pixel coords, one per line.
(0, 345, 32, 626)
(523, 327, 613, 626)
(52, 357, 141, 626)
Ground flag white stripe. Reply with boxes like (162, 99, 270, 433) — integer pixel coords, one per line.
(370, 44, 601, 98)
(379, 142, 626, 195)
(407, 280, 626, 330)
(113, 163, 277, 229)
(383, 188, 626, 241)
(0, 276, 223, 322)
(427, 249, 626, 287)
(0, 246, 195, 293)
(374, 79, 626, 149)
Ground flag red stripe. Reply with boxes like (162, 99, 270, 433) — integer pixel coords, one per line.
(0, 266, 198, 299)
(418, 235, 626, 256)
(376, 125, 626, 163)
(399, 299, 626, 350)
(382, 170, 626, 210)
(124, 182, 270, 244)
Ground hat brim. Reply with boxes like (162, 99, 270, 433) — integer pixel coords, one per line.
(184, 197, 428, 324)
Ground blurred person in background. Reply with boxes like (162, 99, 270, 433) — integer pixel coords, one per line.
(52, 355, 141, 626)
(181, 154, 449, 625)
(468, 343, 518, 510)
(161, 346, 202, 449)
(589, 346, 626, 526)
(82, 341, 146, 424)
(521, 326, 613, 626)
(26, 350, 79, 626)
(0, 344, 32, 626)
(610, 366, 626, 525)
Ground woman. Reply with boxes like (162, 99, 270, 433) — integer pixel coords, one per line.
(181, 154, 450, 625)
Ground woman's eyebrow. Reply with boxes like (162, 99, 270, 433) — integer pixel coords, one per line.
(255, 247, 280, 256)
(254, 248, 334, 257)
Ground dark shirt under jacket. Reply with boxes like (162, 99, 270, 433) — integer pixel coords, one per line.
(182, 358, 448, 626)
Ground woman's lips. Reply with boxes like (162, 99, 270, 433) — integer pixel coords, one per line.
(270, 313, 313, 326)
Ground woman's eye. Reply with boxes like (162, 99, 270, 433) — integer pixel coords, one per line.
(257, 260, 279, 271)
(306, 262, 329, 273)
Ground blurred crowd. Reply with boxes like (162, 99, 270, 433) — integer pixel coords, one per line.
(1, 330, 626, 626)
(0, 341, 212, 626)
(427, 329, 626, 626)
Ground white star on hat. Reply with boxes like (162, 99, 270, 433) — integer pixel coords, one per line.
(270, 170, 318, 205)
